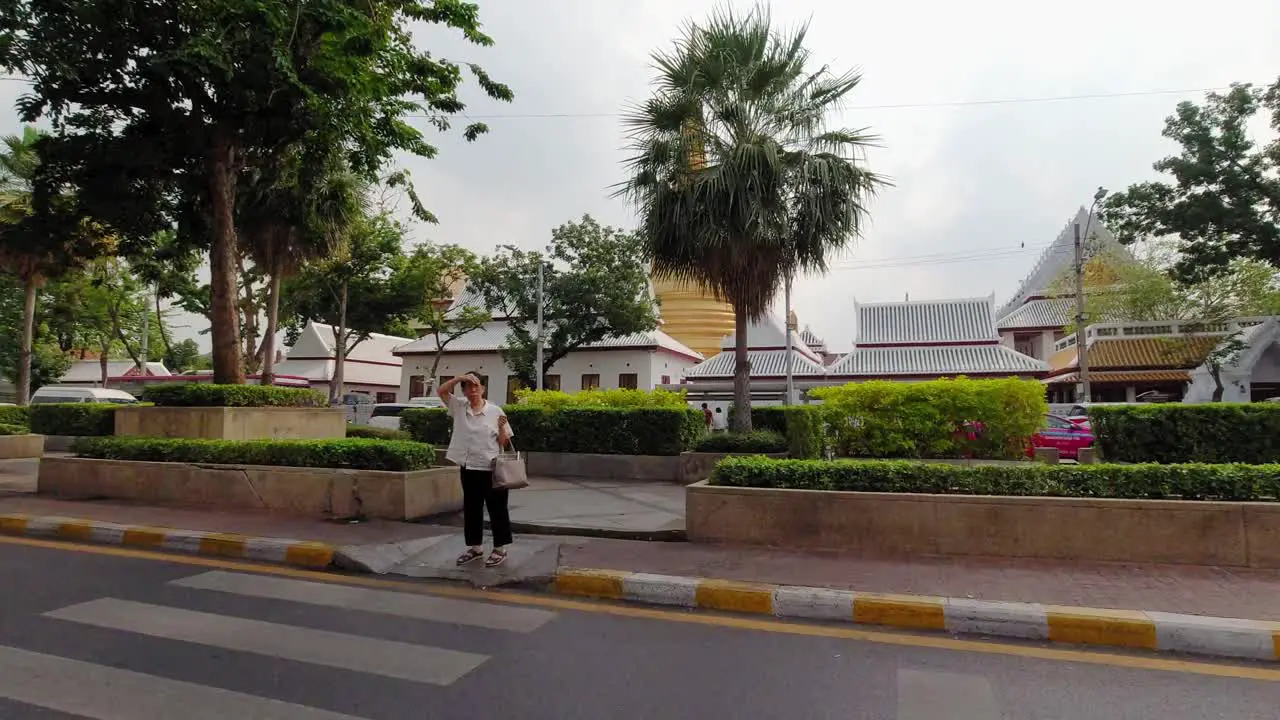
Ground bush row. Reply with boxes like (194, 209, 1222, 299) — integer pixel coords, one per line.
(141, 383, 327, 407)
(0, 423, 28, 436)
(694, 430, 787, 453)
(710, 456, 1280, 501)
(809, 378, 1047, 460)
(74, 437, 435, 472)
(29, 403, 121, 436)
(0, 406, 30, 427)
(1091, 404, 1280, 464)
(402, 406, 705, 456)
(345, 425, 412, 441)
(513, 388, 688, 409)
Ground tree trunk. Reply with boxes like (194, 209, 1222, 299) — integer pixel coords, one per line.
(260, 270, 282, 386)
(329, 280, 349, 404)
(207, 131, 244, 384)
(1211, 365, 1225, 402)
(155, 293, 172, 356)
(731, 308, 752, 432)
(15, 275, 38, 405)
(99, 345, 109, 388)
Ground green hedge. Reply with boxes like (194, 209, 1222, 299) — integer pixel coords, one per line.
(694, 430, 787, 453)
(0, 406, 30, 427)
(748, 406, 824, 459)
(346, 425, 411, 441)
(809, 378, 1046, 460)
(0, 423, 28, 436)
(1091, 404, 1280, 464)
(140, 383, 326, 408)
(29, 403, 120, 436)
(513, 388, 688, 409)
(74, 437, 436, 471)
(711, 456, 1280, 501)
(402, 406, 705, 455)
(401, 408, 451, 444)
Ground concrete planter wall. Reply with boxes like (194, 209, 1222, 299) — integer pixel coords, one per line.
(678, 452, 788, 485)
(38, 456, 461, 521)
(526, 452, 683, 482)
(0, 434, 44, 460)
(43, 435, 87, 453)
(115, 406, 346, 441)
(685, 481, 1280, 569)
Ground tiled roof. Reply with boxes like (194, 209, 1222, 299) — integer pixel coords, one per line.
(800, 326, 826, 350)
(996, 298, 1075, 330)
(684, 349, 827, 378)
(1045, 370, 1191, 384)
(827, 344, 1047, 377)
(997, 207, 1131, 319)
(394, 321, 703, 360)
(855, 296, 998, 344)
(1086, 336, 1221, 369)
(1047, 345, 1078, 372)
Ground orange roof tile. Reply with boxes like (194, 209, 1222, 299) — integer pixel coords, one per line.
(1086, 336, 1221, 369)
(1045, 369, 1192, 384)
(1047, 345, 1078, 372)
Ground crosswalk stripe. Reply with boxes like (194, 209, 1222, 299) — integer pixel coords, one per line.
(45, 598, 487, 686)
(171, 570, 557, 633)
(897, 668, 1003, 720)
(0, 644, 367, 720)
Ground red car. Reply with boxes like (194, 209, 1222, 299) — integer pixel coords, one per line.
(1029, 413, 1095, 460)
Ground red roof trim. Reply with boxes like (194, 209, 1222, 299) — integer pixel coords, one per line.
(855, 340, 999, 348)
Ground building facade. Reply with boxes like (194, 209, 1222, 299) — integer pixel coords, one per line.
(273, 321, 411, 402)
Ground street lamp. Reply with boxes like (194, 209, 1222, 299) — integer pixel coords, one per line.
(1073, 186, 1108, 403)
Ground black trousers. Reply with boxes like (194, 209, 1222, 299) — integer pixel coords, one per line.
(460, 467, 513, 547)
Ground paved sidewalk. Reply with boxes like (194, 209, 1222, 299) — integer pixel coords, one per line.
(558, 537, 1280, 621)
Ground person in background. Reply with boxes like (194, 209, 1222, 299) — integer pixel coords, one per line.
(437, 372, 514, 568)
(712, 406, 729, 432)
(701, 402, 713, 431)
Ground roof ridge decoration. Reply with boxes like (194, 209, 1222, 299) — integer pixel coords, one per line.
(996, 207, 1132, 320)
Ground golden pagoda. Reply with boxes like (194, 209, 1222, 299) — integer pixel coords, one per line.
(652, 274, 736, 359)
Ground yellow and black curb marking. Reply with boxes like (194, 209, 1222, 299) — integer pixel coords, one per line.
(553, 567, 1280, 663)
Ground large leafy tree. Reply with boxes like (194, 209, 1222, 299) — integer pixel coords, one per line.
(0, 276, 70, 394)
(470, 215, 658, 390)
(0, 126, 110, 403)
(399, 243, 487, 388)
(281, 212, 416, 402)
(1102, 79, 1280, 283)
(617, 5, 887, 430)
(0, 0, 513, 384)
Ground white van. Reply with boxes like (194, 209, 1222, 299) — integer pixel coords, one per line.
(29, 386, 138, 404)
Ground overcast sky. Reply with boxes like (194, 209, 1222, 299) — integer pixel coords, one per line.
(3, 0, 1278, 353)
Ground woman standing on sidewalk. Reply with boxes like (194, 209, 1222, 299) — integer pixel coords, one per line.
(437, 372, 515, 568)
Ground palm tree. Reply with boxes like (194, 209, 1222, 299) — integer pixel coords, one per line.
(239, 145, 365, 386)
(617, 5, 887, 431)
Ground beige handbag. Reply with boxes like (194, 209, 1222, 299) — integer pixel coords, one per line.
(492, 442, 529, 490)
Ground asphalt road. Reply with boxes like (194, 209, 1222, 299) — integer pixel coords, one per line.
(0, 538, 1278, 719)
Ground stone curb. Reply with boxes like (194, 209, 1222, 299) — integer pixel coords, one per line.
(553, 567, 1280, 663)
(0, 513, 336, 570)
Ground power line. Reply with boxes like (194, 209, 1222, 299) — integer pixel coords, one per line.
(0, 75, 1234, 117)
(834, 242, 1070, 271)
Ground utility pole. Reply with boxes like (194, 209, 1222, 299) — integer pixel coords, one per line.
(535, 261, 544, 391)
(1073, 222, 1090, 403)
(783, 273, 794, 405)
(138, 290, 150, 375)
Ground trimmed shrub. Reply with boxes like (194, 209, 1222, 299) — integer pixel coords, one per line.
(513, 387, 688, 409)
(710, 456, 1280, 501)
(1091, 404, 1280, 464)
(403, 405, 705, 455)
(503, 406, 704, 455)
(29, 403, 120, 436)
(140, 383, 327, 408)
(346, 425, 412, 441)
(73, 437, 436, 472)
(694, 430, 787, 454)
(401, 407, 452, 445)
(0, 423, 28, 436)
(749, 406, 824, 459)
(0, 406, 30, 427)
(809, 378, 1046, 460)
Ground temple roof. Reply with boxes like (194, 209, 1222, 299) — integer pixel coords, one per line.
(684, 348, 828, 379)
(828, 344, 1048, 377)
(996, 207, 1130, 320)
(855, 296, 999, 345)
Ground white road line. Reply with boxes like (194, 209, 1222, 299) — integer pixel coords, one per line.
(897, 668, 1004, 720)
(0, 644, 367, 720)
(171, 570, 556, 633)
(45, 598, 487, 686)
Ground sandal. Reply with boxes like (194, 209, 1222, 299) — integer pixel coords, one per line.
(484, 548, 508, 568)
(456, 548, 483, 566)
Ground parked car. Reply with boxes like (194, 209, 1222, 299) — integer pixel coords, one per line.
(1030, 413, 1095, 460)
(1061, 402, 1133, 429)
(29, 386, 137, 404)
(367, 403, 420, 431)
